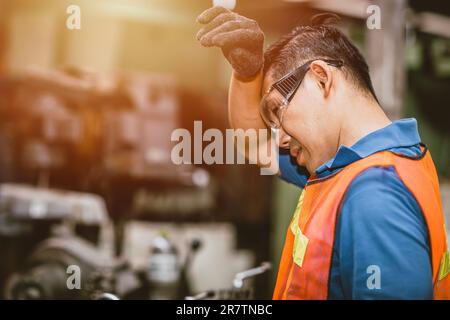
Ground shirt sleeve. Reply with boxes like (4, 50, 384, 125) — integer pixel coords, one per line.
(278, 150, 309, 188)
(332, 166, 433, 300)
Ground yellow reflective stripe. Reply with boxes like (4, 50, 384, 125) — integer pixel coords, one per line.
(290, 190, 305, 234)
(290, 190, 308, 267)
(293, 228, 309, 267)
(438, 251, 450, 281)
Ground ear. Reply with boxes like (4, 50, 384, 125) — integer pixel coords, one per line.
(309, 60, 334, 98)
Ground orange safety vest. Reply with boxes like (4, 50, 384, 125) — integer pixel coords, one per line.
(273, 146, 450, 300)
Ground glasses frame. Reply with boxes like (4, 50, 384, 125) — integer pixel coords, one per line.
(261, 58, 344, 129)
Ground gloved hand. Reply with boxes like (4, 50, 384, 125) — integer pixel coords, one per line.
(196, 6, 264, 80)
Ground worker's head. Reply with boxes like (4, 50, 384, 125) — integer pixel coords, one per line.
(262, 14, 379, 174)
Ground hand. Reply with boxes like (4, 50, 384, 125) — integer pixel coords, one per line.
(196, 6, 264, 80)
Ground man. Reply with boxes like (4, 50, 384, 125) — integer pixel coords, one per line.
(196, 7, 450, 299)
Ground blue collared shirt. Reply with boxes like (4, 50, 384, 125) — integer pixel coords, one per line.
(278, 118, 433, 299)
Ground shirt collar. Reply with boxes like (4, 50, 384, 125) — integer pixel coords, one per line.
(315, 118, 421, 175)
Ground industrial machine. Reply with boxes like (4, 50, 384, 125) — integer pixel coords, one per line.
(0, 68, 269, 299)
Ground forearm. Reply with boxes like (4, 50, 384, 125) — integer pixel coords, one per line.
(228, 70, 266, 131)
(228, 70, 279, 174)
(197, 7, 277, 172)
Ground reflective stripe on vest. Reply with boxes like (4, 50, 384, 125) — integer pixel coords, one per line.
(273, 146, 450, 300)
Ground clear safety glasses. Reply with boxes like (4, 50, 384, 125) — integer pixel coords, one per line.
(260, 59, 343, 129)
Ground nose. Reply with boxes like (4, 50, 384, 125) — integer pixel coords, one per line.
(278, 128, 291, 149)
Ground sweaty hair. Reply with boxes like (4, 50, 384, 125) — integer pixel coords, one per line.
(264, 13, 378, 101)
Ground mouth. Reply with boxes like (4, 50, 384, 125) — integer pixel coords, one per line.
(289, 136, 305, 164)
(290, 146, 302, 163)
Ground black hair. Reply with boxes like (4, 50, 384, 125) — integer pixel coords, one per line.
(264, 13, 378, 102)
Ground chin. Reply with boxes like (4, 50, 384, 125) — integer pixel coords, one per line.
(301, 159, 315, 175)
(295, 155, 306, 168)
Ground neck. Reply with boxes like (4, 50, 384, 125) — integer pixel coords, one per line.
(337, 94, 391, 148)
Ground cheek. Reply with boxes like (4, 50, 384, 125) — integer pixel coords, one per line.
(283, 107, 324, 149)
(293, 94, 326, 133)
(283, 99, 309, 128)
(282, 110, 308, 143)
(282, 84, 323, 141)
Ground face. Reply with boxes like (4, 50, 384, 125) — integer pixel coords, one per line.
(262, 61, 342, 174)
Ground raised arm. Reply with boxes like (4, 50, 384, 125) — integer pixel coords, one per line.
(228, 70, 266, 131)
(196, 7, 278, 172)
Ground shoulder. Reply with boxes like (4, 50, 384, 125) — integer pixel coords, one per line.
(339, 165, 428, 243)
(344, 166, 420, 215)
(334, 165, 433, 299)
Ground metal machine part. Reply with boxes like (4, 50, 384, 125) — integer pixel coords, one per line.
(92, 292, 120, 300)
(4, 235, 132, 300)
(0, 184, 125, 299)
(185, 261, 272, 300)
(232, 262, 272, 289)
(0, 183, 108, 225)
(146, 235, 202, 300)
(147, 235, 180, 286)
(185, 290, 215, 300)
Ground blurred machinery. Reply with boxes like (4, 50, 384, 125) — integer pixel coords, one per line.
(0, 183, 124, 299)
(0, 68, 217, 229)
(0, 68, 207, 186)
(185, 262, 272, 300)
(0, 183, 206, 299)
(0, 68, 271, 299)
(0, 69, 211, 299)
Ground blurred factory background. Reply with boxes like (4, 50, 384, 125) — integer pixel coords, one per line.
(0, 0, 449, 299)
